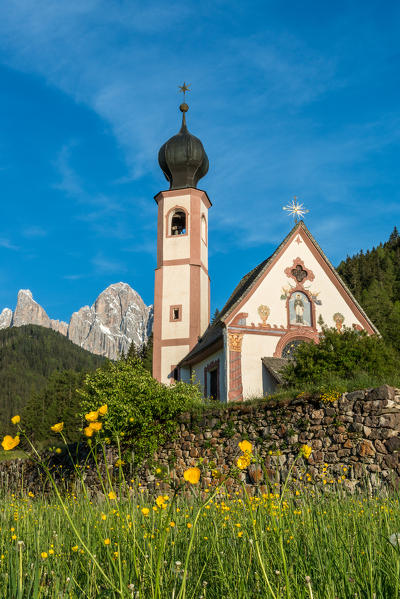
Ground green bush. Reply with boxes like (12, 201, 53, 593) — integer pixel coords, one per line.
(281, 327, 400, 389)
(78, 357, 202, 464)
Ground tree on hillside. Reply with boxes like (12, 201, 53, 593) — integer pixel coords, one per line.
(22, 370, 86, 443)
(337, 227, 400, 353)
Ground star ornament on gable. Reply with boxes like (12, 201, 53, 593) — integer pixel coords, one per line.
(283, 197, 309, 223)
(178, 82, 190, 99)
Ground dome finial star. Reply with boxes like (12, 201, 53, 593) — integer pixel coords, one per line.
(283, 196, 309, 223)
(178, 82, 190, 100)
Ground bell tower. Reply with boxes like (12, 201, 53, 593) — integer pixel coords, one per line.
(153, 98, 211, 384)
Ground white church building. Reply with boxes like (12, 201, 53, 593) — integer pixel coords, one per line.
(152, 101, 377, 402)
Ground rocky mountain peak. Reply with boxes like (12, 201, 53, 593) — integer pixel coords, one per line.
(0, 283, 152, 360)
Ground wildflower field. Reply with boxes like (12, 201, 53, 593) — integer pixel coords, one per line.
(2, 409, 400, 598)
(2, 481, 400, 598)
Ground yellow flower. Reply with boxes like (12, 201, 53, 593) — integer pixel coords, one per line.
(104, 538, 111, 545)
(1, 435, 20, 451)
(156, 468, 161, 474)
(238, 440, 252, 454)
(98, 404, 108, 416)
(237, 454, 251, 470)
(101, 513, 107, 520)
(300, 444, 312, 459)
(238, 531, 244, 537)
(169, 521, 175, 527)
(187, 523, 192, 528)
(12, 534, 17, 540)
(183, 467, 201, 484)
(71, 546, 78, 552)
(50, 422, 64, 433)
(41, 552, 48, 559)
(85, 411, 99, 422)
(155, 495, 167, 508)
(141, 508, 150, 516)
(11, 415, 20, 425)
(84, 426, 94, 437)
(115, 459, 125, 467)
(89, 421, 102, 432)
(28, 491, 34, 498)
(108, 491, 117, 500)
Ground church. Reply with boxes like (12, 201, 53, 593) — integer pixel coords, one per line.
(152, 100, 377, 402)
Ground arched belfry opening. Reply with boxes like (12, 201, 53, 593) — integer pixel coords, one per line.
(171, 209, 186, 235)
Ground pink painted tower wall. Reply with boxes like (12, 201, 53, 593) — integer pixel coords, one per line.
(153, 188, 211, 384)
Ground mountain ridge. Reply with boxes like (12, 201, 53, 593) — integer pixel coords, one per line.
(0, 282, 153, 360)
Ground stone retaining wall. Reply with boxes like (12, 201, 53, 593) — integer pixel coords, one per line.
(2, 385, 400, 495)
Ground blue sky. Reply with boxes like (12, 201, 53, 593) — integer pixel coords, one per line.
(0, 1, 400, 321)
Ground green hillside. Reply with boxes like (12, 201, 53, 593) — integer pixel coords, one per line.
(337, 227, 400, 351)
(0, 325, 105, 433)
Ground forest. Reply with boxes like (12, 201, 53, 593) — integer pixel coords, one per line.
(337, 226, 400, 351)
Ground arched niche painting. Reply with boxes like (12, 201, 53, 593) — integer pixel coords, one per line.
(289, 291, 312, 327)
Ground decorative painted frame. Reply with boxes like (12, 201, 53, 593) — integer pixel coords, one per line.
(284, 257, 315, 285)
(286, 287, 316, 331)
(273, 330, 320, 357)
(169, 304, 183, 322)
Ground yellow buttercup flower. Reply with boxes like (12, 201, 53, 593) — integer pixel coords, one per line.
(155, 495, 167, 508)
(85, 411, 99, 422)
(183, 467, 201, 484)
(104, 538, 111, 545)
(1, 435, 20, 451)
(11, 415, 20, 425)
(84, 426, 94, 437)
(108, 491, 117, 500)
(89, 421, 102, 432)
(41, 552, 48, 559)
(237, 454, 251, 470)
(115, 459, 125, 467)
(300, 444, 312, 460)
(71, 546, 78, 552)
(98, 404, 108, 416)
(238, 440, 252, 454)
(141, 507, 150, 516)
(51, 422, 64, 433)
(55, 448, 62, 454)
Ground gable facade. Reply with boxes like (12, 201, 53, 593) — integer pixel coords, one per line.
(179, 221, 377, 402)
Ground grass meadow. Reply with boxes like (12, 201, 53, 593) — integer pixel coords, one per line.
(2, 471, 400, 598)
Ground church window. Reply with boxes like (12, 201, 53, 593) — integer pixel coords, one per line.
(171, 210, 186, 235)
(282, 339, 305, 358)
(170, 305, 182, 322)
(291, 264, 308, 282)
(201, 215, 207, 244)
(204, 359, 220, 400)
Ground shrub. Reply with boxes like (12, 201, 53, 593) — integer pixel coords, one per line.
(281, 326, 400, 389)
(78, 357, 202, 464)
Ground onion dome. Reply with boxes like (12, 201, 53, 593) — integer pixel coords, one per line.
(158, 103, 209, 190)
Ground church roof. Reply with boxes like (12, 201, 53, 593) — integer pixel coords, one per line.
(179, 220, 379, 367)
(261, 357, 290, 384)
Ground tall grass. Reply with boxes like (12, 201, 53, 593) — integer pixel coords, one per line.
(1, 474, 400, 597)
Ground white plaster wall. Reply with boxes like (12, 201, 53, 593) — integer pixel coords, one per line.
(161, 345, 190, 384)
(229, 235, 364, 333)
(191, 348, 226, 401)
(162, 264, 190, 339)
(163, 195, 191, 261)
(200, 268, 210, 336)
(240, 334, 281, 399)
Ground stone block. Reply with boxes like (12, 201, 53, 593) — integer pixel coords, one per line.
(358, 440, 376, 457)
(386, 437, 400, 453)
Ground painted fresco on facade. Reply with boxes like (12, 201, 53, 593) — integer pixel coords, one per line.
(257, 304, 270, 325)
(333, 312, 345, 331)
(281, 282, 322, 306)
(289, 291, 312, 326)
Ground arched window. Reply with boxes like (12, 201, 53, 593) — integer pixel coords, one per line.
(201, 215, 207, 244)
(171, 210, 186, 235)
(282, 339, 305, 358)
